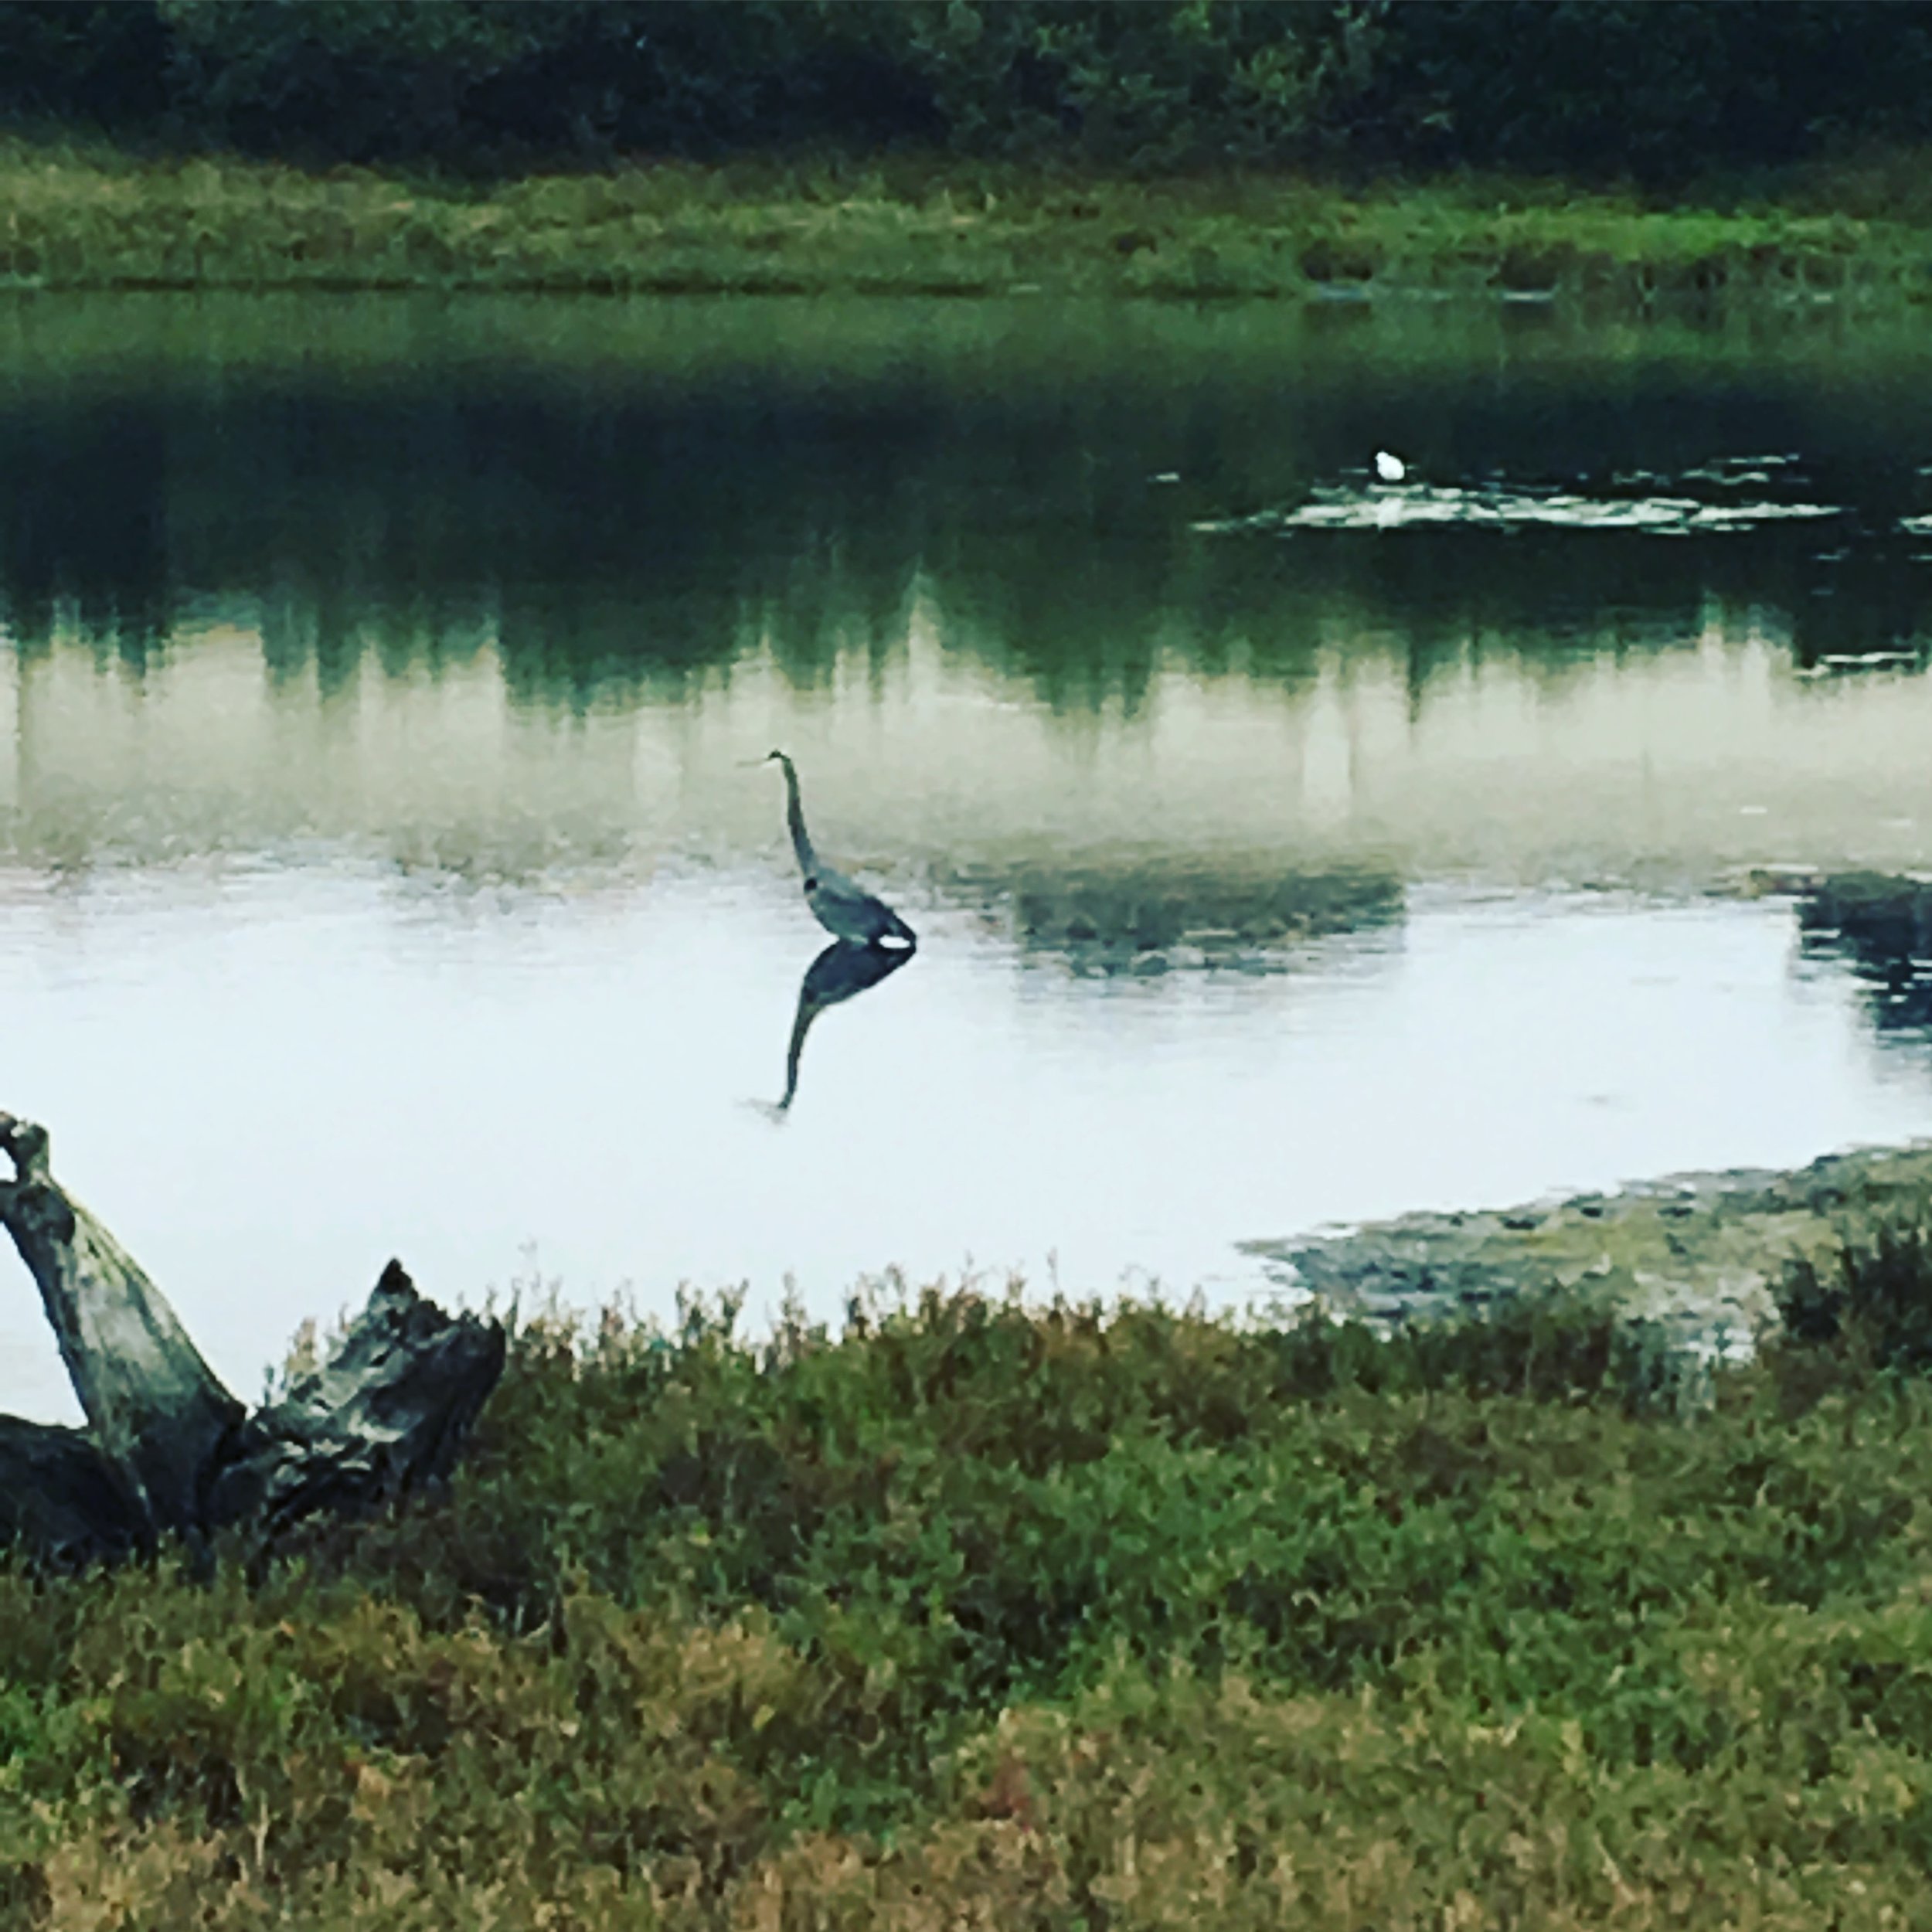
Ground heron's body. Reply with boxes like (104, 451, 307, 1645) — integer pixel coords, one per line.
(767, 751, 916, 948)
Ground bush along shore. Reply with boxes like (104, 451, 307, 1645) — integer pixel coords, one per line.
(2, 141, 1931, 305)
(7, 2, 1932, 303)
(7, 1220, 1932, 1927)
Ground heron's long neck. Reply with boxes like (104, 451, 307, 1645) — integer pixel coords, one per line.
(780, 761, 818, 873)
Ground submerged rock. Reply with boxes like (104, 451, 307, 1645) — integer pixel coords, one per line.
(990, 862, 1403, 973)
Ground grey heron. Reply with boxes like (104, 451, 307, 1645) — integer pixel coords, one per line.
(765, 750, 917, 949)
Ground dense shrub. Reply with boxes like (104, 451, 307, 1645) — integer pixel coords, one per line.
(1776, 1217, 1932, 1374)
(1357, 0, 1932, 186)
(9, 1249, 1932, 1921)
(2, 1, 1932, 182)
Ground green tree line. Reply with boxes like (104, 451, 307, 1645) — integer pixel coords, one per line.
(2, 0, 1930, 183)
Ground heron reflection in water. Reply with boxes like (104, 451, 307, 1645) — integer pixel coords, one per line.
(757, 750, 918, 1117)
(764, 937, 916, 1115)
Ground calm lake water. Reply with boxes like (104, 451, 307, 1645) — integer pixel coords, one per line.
(6, 293, 1932, 1421)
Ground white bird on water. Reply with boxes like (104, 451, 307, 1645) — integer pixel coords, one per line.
(1374, 450, 1406, 483)
(765, 750, 917, 949)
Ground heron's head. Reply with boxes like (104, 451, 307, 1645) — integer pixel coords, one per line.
(764, 749, 789, 767)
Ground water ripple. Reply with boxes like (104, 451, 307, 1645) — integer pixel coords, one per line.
(1196, 478, 1842, 537)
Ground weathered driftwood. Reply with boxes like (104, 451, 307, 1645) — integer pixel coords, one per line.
(0, 1417, 146, 1563)
(0, 1111, 504, 1563)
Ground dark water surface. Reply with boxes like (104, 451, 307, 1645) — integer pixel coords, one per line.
(5, 294, 1932, 1420)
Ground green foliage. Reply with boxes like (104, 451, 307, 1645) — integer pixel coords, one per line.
(870, 0, 1367, 169)
(1366, 0, 1932, 185)
(11, 1255, 1932, 1922)
(0, 134, 1923, 304)
(1776, 1217, 1932, 1376)
(3, 0, 1932, 181)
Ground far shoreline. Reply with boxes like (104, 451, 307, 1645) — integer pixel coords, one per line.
(3, 137, 1931, 308)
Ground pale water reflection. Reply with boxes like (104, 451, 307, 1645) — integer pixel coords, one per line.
(5, 294, 1932, 1421)
(9, 611, 1932, 886)
(4, 866, 1930, 1424)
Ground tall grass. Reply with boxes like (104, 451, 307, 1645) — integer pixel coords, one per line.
(0, 136, 1927, 301)
(4, 1236, 1932, 1926)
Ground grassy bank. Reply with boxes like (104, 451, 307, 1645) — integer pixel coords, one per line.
(4, 138, 1932, 303)
(6, 1231, 1932, 1927)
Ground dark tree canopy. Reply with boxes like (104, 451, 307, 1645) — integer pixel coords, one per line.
(0, 1, 1928, 183)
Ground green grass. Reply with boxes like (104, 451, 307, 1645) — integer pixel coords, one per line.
(7, 1228, 1932, 1927)
(2, 136, 1932, 302)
